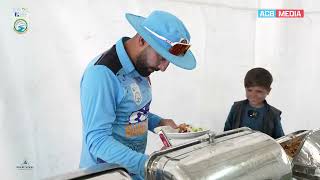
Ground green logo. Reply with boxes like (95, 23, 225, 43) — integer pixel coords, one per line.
(14, 19, 28, 33)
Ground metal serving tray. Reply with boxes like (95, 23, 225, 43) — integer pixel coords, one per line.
(278, 129, 320, 179)
(146, 127, 292, 180)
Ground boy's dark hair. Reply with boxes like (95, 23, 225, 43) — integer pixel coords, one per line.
(244, 67, 273, 89)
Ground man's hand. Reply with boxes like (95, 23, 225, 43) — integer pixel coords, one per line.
(159, 119, 178, 129)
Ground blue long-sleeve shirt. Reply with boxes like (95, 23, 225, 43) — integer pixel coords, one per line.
(80, 37, 162, 179)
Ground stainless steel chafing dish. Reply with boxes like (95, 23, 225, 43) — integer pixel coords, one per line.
(44, 163, 131, 180)
(145, 127, 292, 180)
(277, 129, 320, 179)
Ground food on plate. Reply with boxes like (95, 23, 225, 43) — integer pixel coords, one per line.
(178, 123, 191, 133)
(178, 123, 203, 133)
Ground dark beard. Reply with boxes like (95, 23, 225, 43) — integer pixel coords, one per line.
(135, 59, 152, 77)
(135, 49, 153, 77)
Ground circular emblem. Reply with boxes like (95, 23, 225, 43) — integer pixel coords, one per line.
(14, 19, 28, 33)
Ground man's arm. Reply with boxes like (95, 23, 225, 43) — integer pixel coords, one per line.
(81, 66, 147, 177)
(148, 113, 162, 132)
(148, 113, 178, 132)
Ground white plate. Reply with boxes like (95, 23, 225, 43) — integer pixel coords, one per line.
(165, 129, 210, 139)
(154, 126, 179, 133)
(154, 126, 210, 139)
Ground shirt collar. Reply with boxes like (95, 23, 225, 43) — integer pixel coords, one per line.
(115, 37, 135, 74)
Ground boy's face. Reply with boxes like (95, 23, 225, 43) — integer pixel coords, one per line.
(245, 86, 271, 107)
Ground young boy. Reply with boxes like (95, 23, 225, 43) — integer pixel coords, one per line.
(224, 67, 284, 139)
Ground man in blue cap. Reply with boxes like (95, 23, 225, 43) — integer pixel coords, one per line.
(79, 10, 197, 180)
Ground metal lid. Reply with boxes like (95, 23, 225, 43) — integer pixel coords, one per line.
(146, 128, 292, 180)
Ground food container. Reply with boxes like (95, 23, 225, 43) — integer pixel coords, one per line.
(277, 130, 310, 159)
(278, 129, 320, 179)
(145, 127, 292, 180)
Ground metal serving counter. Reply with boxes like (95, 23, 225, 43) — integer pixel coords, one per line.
(145, 127, 292, 180)
(44, 163, 131, 180)
(45, 128, 320, 180)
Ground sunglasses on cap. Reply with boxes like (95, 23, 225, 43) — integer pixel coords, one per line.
(144, 26, 191, 56)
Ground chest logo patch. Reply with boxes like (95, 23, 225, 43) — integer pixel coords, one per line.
(130, 83, 142, 105)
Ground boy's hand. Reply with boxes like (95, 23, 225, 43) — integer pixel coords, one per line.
(159, 119, 178, 129)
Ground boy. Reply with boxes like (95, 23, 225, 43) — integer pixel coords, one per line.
(224, 67, 284, 139)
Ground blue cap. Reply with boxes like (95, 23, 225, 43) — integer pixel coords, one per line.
(126, 10, 196, 70)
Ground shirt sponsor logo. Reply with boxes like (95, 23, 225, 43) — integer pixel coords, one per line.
(130, 83, 142, 105)
(128, 102, 150, 124)
(125, 121, 147, 137)
(126, 102, 150, 137)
